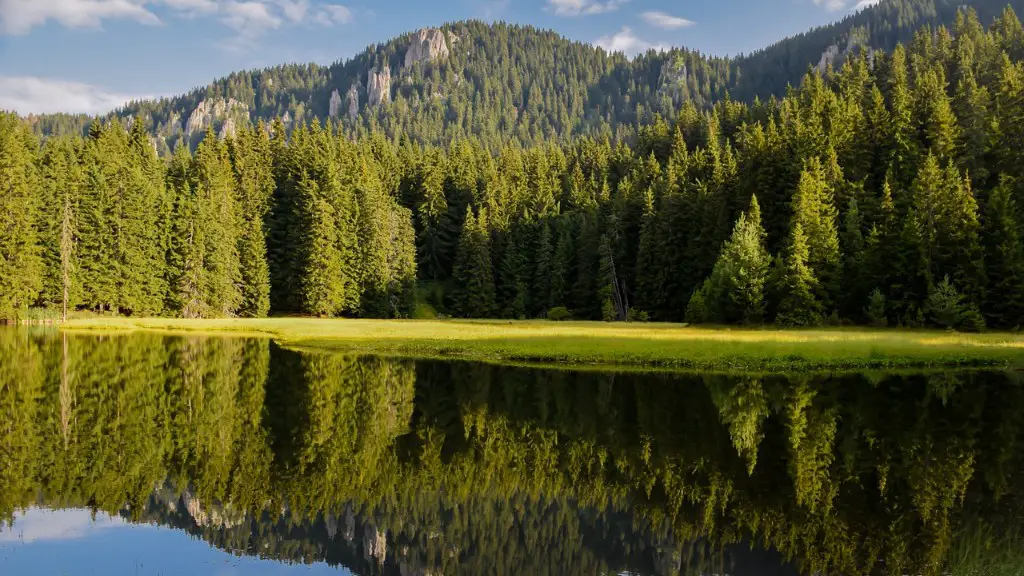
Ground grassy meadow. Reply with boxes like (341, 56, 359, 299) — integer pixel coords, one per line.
(58, 317, 1024, 372)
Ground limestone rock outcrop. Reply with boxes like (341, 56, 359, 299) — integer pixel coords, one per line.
(181, 490, 245, 529)
(347, 84, 359, 119)
(814, 31, 872, 74)
(329, 89, 343, 118)
(363, 522, 387, 565)
(184, 97, 249, 137)
(218, 117, 237, 140)
(405, 28, 449, 68)
(368, 66, 391, 107)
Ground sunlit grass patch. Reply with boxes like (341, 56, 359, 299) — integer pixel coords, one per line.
(59, 317, 1024, 372)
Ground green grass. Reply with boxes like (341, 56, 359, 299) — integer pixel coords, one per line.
(947, 521, 1024, 576)
(56, 316, 1024, 372)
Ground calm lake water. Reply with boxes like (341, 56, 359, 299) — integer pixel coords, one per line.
(0, 328, 1021, 575)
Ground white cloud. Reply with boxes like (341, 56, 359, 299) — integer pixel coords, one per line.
(0, 76, 153, 115)
(312, 3, 351, 26)
(852, 0, 881, 10)
(220, 0, 280, 34)
(0, 0, 161, 35)
(159, 0, 217, 13)
(0, 508, 129, 543)
(812, 0, 845, 11)
(275, 0, 306, 23)
(640, 11, 694, 30)
(548, 0, 629, 17)
(594, 26, 668, 57)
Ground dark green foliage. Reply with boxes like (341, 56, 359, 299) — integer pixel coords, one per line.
(451, 208, 496, 317)
(925, 275, 986, 331)
(866, 288, 888, 327)
(6, 5, 1024, 327)
(776, 223, 822, 327)
(0, 113, 43, 319)
(546, 306, 571, 321)
(698, 195, 770, 324)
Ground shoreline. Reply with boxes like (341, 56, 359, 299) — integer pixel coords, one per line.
(46, 317, 1024, 373)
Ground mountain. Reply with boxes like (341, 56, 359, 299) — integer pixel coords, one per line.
(731, 0, 1024, 99)
(27, 0, 1024, 151)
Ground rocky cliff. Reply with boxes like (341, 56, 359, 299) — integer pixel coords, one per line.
(184, 97, 249, 137)
(404, 28, 449, 68)
(368, 67, 391, 107)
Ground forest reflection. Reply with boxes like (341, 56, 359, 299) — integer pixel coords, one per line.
(0, 328, 1021, 575)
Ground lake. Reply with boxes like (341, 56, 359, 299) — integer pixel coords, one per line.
(0, 328, 1020, 575)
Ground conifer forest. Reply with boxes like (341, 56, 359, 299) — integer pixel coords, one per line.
(6, 6, 1024, 330)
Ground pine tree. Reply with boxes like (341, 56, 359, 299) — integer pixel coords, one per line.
(194, 128, 243, 316)
(122, 117, 167, 315)
(230, 126, 274, 317)
(39, 137, 82, 316)
(415, 151, 453, 281)
(78, 122, 120, 312)
(298, 175, 344, 317)
(790, 158, 840, 311)
(982, 178, 1024, 328)
(700, 195, 770, 324)
(452, 208, 496, 317)
(532, 220, 554, 317)
(776, 223, 821, 327)
(0, 113, 42, 319)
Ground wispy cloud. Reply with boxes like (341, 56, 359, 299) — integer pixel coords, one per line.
(594, 26, 668, 57)
(0, 0, 161, 35)
(547, 0, 629, 17)
(274, 0, 307, 23)
(640, 11, 694, 30)
(0, 75, 155, 115)
(851, 0, 881, 11)
(0, 0, 355, 52)
(312, 3, 352, 26)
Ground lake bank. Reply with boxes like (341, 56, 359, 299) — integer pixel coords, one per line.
(57, 317, 1024, 372)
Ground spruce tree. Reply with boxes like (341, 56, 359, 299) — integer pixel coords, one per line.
(452, 208, 496, 317)
(230, 126, 274, 317)
(193, 128, 243, 316)
(790, 158, 840, 312)
(701, 195, 770, 324)
(0, 113, 42, 319)
(776, 223, 821, 327)
(982, 178, 1024, 328)
(532, 220, 554, 317)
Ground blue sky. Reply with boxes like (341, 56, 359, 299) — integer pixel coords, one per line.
(0, 0, 880, 115)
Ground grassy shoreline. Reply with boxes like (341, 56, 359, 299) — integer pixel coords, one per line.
(52, 317, 1024, 372)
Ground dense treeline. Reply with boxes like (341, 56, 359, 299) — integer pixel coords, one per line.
(2, 330, 1023, 574)
(5, 7, 1024, 328)
(30, 1, 1024, 152)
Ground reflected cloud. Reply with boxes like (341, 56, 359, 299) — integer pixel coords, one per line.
(0, 508, 129, 544)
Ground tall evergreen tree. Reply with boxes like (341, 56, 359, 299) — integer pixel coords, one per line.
(452, 208, 496, 317)
(0, 113, 42, 319)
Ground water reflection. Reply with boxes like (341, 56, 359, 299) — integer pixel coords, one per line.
(0, 328, 1021, 575)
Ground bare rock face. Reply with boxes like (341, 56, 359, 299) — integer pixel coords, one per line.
(347, 84, 359, 119)
(218, 117, 237, 140)
(815, 44, 842, 73)
(185, 97, 249, 137)
(363, 522, 387, 565)
(658, 57, 689, 101)
(329, 89, 343, 119)
(367, 66, 391, 107)
(404, 28, 449, 68)
(815, 32, 871, 74)
(181, 490, 245, 529)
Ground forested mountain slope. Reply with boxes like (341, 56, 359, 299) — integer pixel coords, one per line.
(732, 0, 1024, 99)
(7, 5, 1024, 330)
(27, 0, 1024, 151)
